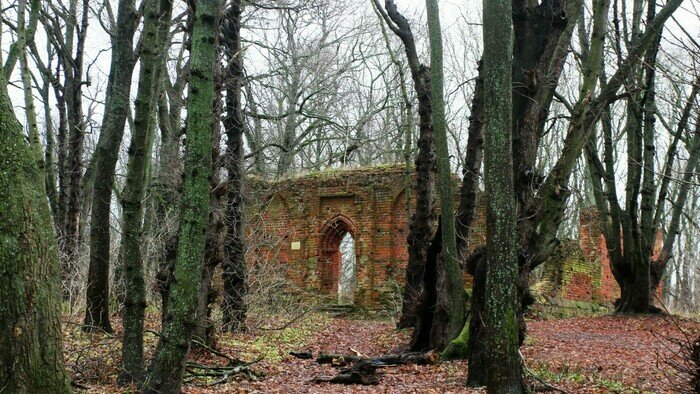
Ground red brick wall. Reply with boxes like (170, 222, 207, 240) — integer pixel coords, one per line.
(577, 207, 664, 303)
(246, 166, 420, 306)
(578, 209, 620, 301)
(246, 166, 628, 307)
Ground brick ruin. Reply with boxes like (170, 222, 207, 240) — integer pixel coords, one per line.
(245, 165, 621, 307)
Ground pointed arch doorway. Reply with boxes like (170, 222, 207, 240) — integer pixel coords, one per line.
(318, 215, 357, 304)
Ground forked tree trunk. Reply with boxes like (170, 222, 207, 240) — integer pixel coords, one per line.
(118, 0, 174, 385)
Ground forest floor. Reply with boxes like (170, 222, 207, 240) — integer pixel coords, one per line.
(64, 310, 700, 393)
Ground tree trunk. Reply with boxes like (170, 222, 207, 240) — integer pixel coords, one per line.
(222, 0, 248, 333)
(56, 0, 91, 302)
(18, 0, 45, 190)
(372, 0, 437, 331)
(118, 0, 174, 385)
(144, 0, 220, 391)
(41, 77, 60, 221)
(410, 220, 442, 350)
(424, 0, 467, 344)
(0, 63, 71, 394)
(195, 36, 225, 345)
(456, 61, 484, 262)
(83, 0, 139, 334)
(481, 0, 522, 391)
(466, 248, 487, 385)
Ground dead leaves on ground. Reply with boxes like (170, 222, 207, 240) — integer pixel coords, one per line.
(63, 312, 700, 393)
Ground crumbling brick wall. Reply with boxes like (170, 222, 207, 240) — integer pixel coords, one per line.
(246, 165, 418, 307)
(245, 165, 625, 307)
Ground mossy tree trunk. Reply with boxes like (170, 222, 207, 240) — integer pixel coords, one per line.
(424, 0, 466, 346)
(467, 0, 584, 385)
(481, 0, 522, 392)
(0, 62, 71, 394)
(83, 0, 139, 334)
(196, 29, 225, 344)
(118, 0, 174, 385)
(144, 0, 220, 391)
(222, 0, 248, 333)
(18, 0, 45, 188)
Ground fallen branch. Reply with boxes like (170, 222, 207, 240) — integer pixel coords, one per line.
(316, 350, 440, 367)
(191, 337, 243, 365)
(309, 351, 439, 386)
(184, 361, 262, 385)
(312, 360, 380, 385)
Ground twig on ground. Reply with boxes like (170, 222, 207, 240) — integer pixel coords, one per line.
(520, 350, 570, 393)
(256, 308, 312, 331)
(191, 337, 243, 365)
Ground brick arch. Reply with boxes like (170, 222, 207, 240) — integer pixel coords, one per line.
(317, 214, 357, 293)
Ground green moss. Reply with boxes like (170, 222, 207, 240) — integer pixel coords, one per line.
(442, 318, 470, 360)
(539, 239, 603, 300)
(0, 64, 71, 393)
(219, 313, 328, 362)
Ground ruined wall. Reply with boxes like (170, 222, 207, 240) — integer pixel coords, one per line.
(245, 165, 621, 307)
(246, 165, 420, 307)
(577, 209, 620, 301)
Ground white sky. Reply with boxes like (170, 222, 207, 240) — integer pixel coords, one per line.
(1, 0, 698, 143)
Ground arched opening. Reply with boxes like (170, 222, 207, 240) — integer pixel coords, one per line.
(338, 232, 356, 304)
(318, 216, 357, 304)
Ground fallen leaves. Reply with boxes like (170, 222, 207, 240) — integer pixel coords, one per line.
(63, 312, 700, 393)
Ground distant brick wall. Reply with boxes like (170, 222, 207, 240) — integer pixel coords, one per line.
(245, 166, 626, 307)
(246, 165, 419, 307)
(576, 207, 663, 303)
(577, 209, 620, 302)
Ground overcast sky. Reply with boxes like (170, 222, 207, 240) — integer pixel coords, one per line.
(2, 0, 698, 131)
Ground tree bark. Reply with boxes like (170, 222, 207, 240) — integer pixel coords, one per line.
(425, 0, 467, 344)
(0, 62, 71, 394)
(373, 0, 437, 331)
(481, 0, 522, 391)
(83, 0, 139, 334)
(144, 0, 220, 391)
(61, 0, 91, 288)
(456, 62, 484, 262)
(221, 0, 248, 333)
(118, 0, 174, 385)
(465, 1, 583, 385)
